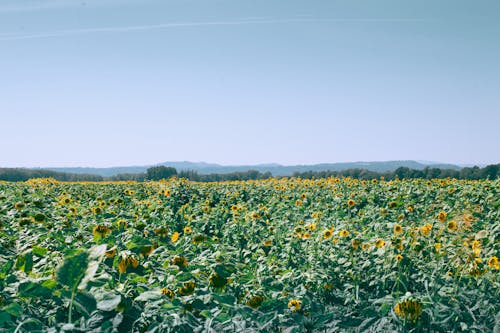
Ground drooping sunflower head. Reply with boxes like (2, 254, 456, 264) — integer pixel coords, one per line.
(437, 211, 447, 223)
(394, 299, 422, 322)
(172, 256, 188, 269)
(93, 225, 111, 238)
(192, 234, 207, 245)
(14, 202, 25, 210)
(246, 295, 265, 309)
(161, 288, 175, 299)
(178, 281, 195, 296)
(209, 273, 228, 289)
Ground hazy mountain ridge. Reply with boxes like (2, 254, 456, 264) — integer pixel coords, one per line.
(44, 160, 463, 177)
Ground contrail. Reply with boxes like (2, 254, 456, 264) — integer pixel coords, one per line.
(0, 17, 427, 41)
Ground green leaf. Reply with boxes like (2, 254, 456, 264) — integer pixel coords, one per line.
(2, 302, 23, 318)
(97, 293, 121, 312)
(15, 250, 33, 274)
(18, 281, 53, 298)
(56, 251, 89, 291)
(0, 310, 12, 327)
(73, 292, 97, 318)
(135, 290, 162, 302)
(32, 246, 47, 257)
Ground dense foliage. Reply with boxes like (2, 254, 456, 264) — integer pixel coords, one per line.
(0, 177, 498, 332)
(1, 164, 498, 182)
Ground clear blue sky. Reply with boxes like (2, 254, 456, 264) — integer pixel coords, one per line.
(1, 0, 499, 167)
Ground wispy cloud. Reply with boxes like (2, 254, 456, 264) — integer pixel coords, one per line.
(0, 17, 426, 41)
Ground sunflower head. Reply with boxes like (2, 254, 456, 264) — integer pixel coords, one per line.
(161, 288, 175, 299)
(375, 239, 386, 248)
(323, 229, 333, 239)
(488, 256, 499, 270)
(394, 299, 422, 322)
(178, 281, 195, 296)
(447, 220, 458, 232)
(172, 256, 188, 269)
(394, 224, 403, 235)
(347, 199, 355, 207)
(288, 299, 302, 312)
(246, 295, 265, 309)
(437, 211, 447, 223)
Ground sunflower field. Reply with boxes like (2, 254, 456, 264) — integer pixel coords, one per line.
(0, 177, 498, 332)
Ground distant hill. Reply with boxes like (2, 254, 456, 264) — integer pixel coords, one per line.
(45, 160, 463, 177)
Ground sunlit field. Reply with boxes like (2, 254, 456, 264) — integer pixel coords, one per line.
(0, 177, 498, 332)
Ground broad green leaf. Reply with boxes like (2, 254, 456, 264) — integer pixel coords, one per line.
(18, 281, 53, 298)
(97, 293, 121, 312)
(56, 251, 89, 290)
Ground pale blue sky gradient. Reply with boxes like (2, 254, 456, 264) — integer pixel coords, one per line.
(1, 0, 499, 167)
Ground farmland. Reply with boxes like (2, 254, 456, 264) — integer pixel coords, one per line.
(0, 177, 498, 332)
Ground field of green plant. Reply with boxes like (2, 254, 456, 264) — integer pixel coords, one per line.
(0, 177, 498, 332)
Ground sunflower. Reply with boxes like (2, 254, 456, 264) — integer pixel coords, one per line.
(447, 220, 458, 232)
(14, 202, 25, 210)
(347, 199, 355, 207)
(302, 233, 311, 239)
(183, 226, 192, 234)
(250, 212, 260, 219)
(92, 206, 102, 215)
(178, 281, 195, 296)
(339, 229, 349, 237)
(306, 223, 316, 231)
(118, 255, 139, 274)
(407, 205, 414, 213)
(288, 299, 302, 312)
(323, 229, 333, 239)
(393, 224, 403, 235)
(395, 254, 403, 261)
(116, 219, 127, 230)
(263, 240, 273, 247)
(154, 227, 169, 238)
(375, 239, 386, 248)
(164, 189, 171, 197)
(295, 199, 303, 207)
(172, 256, 188, 269)
(33, 213, 46, 223)
(161, 288, 175, 299)
(351, 239, 361, 249)
(209, 273, 228, 289)
(361, 243, 371, 251)
(394, 300, 422, 322)
(246, 295, 265, 309)
(93, 225, 111, 238)
(105, 247, 117, 258)
(437, 211, 447, 223)
(434, 243, 441, 251)
(192, 234, 207, 245)
(488, 256, 499, 270)
(419, 223, 432, 236)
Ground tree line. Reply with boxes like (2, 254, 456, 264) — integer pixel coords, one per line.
(292, 164, 499, 180)
(0, 164, 498, 182)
